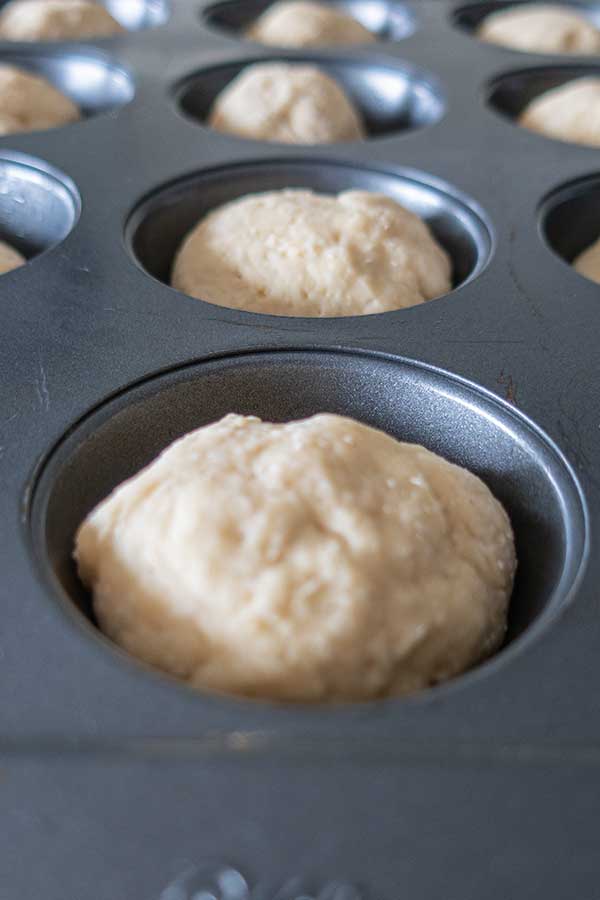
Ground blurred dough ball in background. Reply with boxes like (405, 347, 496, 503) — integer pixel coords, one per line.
(74, 413, 516, 703)
(0, 239, 25, 275)
(0, 64, 79, 134)
(171, 189, 452, 316)
(247, 0, 375, 47)
(0, 0, 124, 41)
(574, 236, 600, 282)
(209, 62, 365, 144)
(477, 4, 600, 55)
(519, 77, 600, 146)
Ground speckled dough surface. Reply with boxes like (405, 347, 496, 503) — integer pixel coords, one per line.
(171, 189, 452, 316)
(209, 63, 365, 144)
(247, 0, 375, 47)
(574, 236, 600, 281)
(0, 0, 124, 40)
(477, 3, 600, 54)
(519, 77, 600, 147)
(74, 413, 516, 702)
(0, 239, 25, 274)
(0, 65, 79, 135)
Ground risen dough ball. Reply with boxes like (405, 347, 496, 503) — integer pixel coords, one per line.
(0, 239, 25, 274)
(171, 190, 452, 316)
(0, 0, 124, 41)
(74, 413, 516, 702)
(0, 65, 79, 135)
(477, 4, 600, 54)
(247, 0, 375, 47)
(574, 236, 600, 281)
(519, 77, 600, 146)
(209, 63, 364, 144)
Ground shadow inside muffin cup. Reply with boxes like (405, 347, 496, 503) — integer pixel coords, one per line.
(174, 56, 445, 143)
(487, 64, 600, 121)
(125, 159, 492, 314)
(453, 0, 600, 49)
(202, 0, 416, 43)
(541, 173, 600, 277)
(31, 350, 588, 700)
(0, 45, 134, 123)
(0, 150, 80, 264)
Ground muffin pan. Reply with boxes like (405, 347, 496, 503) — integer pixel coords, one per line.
(3, 1, 600, 898)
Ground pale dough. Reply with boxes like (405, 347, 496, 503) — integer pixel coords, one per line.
(74, 413, 516, 702)
(477, 4, 600, 54)
(0, 64, 79, 134)
(574, 236, 600, 281)
(247, 0, 375, 47)
(0, 239, 25, 274)
(519, 77, 600, 146)
(0, 0, 124, 40)
(209, 63, 364, 144)
(171, 190, 452, 316)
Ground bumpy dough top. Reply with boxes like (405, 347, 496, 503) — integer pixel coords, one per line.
(519, 77, 600, 146)
(0, 239, 25, 274)
(0, 0, 124, 40)
(74, 413, 516, 702)
(171, 190, 452, 316)
(0, 64, 79, 134)
(574, 236, 600, 282)
(247, 0, 375, 47)
(477, 4, 600, 54)
(209, 62, 365, 144)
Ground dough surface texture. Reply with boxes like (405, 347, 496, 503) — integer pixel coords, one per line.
(0, 0, 124, 40)
(477, 4, 600, 54)
(574, 236, 600, 281)
(171, 189, 452, 316)
(247, 0, 375, 47)
(0, 239, 25, 274)
(75, 413, 516, 702)
(519, 77, 600, 146)
(0, 64, 79, 134)
(209, 62, 364, 144)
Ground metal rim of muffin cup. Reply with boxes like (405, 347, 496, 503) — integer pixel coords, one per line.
(0, 43, 135, 131)
(124, 157, 493, 310)
(0, 150, 80, 264)
(201, 0, 417, 45)
(0, 0, 171, 40)
(453, 0, 600, 51)
(29, 348, 589, 707)
(540, 172, 600, 282)
(485, 64, 600, 145)
(172, 54, 446, 144)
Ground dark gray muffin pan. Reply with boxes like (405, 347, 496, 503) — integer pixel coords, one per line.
(2, 1, 600, 897)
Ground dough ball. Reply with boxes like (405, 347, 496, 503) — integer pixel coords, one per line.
(171, 190, 452, 316)
(0, 64, 79, 135)
(247, 0, 375, 47)
(0, 0, 124, 41)
(574, 236, 600, 281)
(519, 77, 600, 146)
(74, 413, 516, 702)
(477, 4, 600, 54)
(209, 62, 364, 144)
(0, 239, 25, 274)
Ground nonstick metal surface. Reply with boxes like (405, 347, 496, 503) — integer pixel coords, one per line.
(2, 1, 600, 896)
